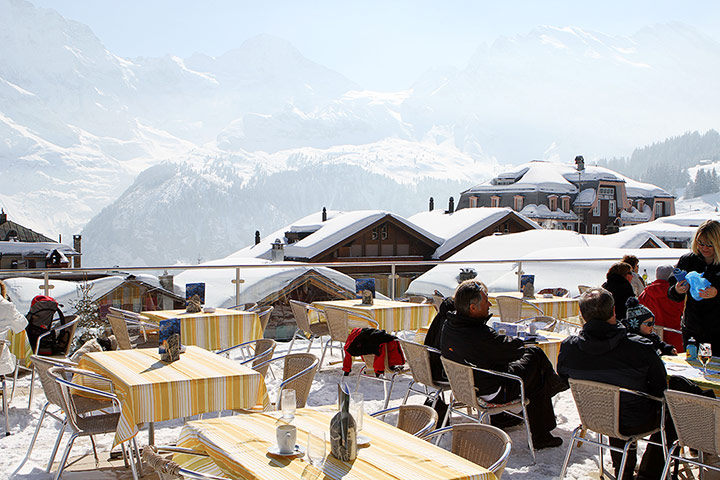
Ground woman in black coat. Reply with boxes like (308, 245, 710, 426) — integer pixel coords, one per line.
(668, 219, 720, 351)
(601, 262, 635, 321)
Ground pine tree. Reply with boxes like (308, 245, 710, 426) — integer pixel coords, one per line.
(69, 280, 103, 353)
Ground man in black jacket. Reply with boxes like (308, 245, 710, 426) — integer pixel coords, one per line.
(440, 279, 565, 449)
(557, 287, 667, 480)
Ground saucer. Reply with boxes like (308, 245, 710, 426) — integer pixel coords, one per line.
(203, 307, 216, 313)
(268, 444, 305, 457)
(357, 435, 371, 446)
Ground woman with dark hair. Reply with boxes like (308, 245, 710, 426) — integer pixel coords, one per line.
(668, 219, 720, 351)
(622, 254, 646, 296)
(602, 262, 635, 321)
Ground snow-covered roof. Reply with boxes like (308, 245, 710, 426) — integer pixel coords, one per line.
(408, 208, 541, 259)
(0, 241, 79, 256)
(406, 229, 682, 298)
(175, 255, 367, 308)
(465, 160, 672, 198)
(3, 274, 181, 316)
(519, 204, 578, 221)
(620, 205, 652, 223)
(620, 211, 720, 243)
(573, 188, 596, 207)
(234, 209, 443, 260)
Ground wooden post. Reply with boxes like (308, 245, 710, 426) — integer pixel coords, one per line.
(39, 271, 54, 296)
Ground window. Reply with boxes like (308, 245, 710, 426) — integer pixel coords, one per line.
(654, 202, 664, 217)
(609, 200, 616, 216)
(513, 195, 523, 211)
(591, 224, 601, 235)
(637, 199, 645, 211)
(566, 224, 574, 230)
(491, 196, 500, 208)
(548, 195, 558, 211)
(469, 196, 478, 208)
(381, 225, 388, 240)
(561, 196, 570, 213)
(598, 186, 615, 200)
(593, 203, 600, 216)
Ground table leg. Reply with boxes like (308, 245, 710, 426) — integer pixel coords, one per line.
(148, 422, 155, 446)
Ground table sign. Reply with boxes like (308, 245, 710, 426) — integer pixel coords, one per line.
(159, 318, 181, 362)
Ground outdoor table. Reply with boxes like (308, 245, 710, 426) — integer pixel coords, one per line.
(176, 406, 497, 480)
(488, 291, 581, 325)
(4, 329, 32, 367)
(141, 308, 262, 351)
(663, 354, 720, 396)
(312, 299, 437, 332)
(415, 326, 566, 370)
(76, 345, 269, 446)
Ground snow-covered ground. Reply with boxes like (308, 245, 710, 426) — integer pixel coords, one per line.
(3, 335, 615, 480)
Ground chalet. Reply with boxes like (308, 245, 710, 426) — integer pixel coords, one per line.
(620, 211, 720, 248)
(408, 207, 541, 259)
(239, 209, 443, 295)
(457, 158, 675, 235)
(0, 210, 82, 269)
(4, 274, 185, 319)
(176, 256, 358, 340)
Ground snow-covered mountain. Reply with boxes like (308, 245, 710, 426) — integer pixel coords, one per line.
(3, 0, 720, 265)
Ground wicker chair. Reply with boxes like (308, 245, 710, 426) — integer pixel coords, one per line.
(229, 302, 258, 312)
(398, 340, 451, 409)
(27, 315, 79, 409)
(47, 365, 141, 480)
(494, 296, 543, 323)
(324, 306, 379, 372)
(661, 389, 720, 479)
(287, 300, 330, 357)
(560, 378, 665, 480)
(537, 288, 570, 298)
(252, 353, 319, 411)
(577, 285, 592, 295)
(422, 424, 513, 479)
(14, 355, 112, 475)
(255, 306, 274, 333)
(370, 404, 438, 437)
(440, 356, 535, 461)
(217, 338, 276, 377)
(142, 445, 230, 480)
(107, 308, 155, 350)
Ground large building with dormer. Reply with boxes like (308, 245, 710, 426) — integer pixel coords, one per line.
(457, 157, 675, 235)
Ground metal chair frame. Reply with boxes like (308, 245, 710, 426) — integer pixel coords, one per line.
(559, 378, 667, 480)
(397, 340, 450, 410)
(494, 295, 544, 324)
(370, 405, 438, 437)
(253, 353, 319, 411)
(287, 300, 331, 360)
(142, 445, 230, 480)
(440, 356, 535, 461)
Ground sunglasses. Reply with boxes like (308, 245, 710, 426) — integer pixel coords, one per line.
(698, 240, 715, 249)
(641, 320, 655, 327)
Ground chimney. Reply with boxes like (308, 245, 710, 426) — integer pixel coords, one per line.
(0, 209, 6, 224)
(322, 207, 327, 222)
(271, 238, 285, 262)
(73, 234, 82, 268)
(158, 270, 175, 309)
(575, 155, 585, 171)
(429, 197, 434, 211)
(448, 197, 455, 214)
(255, 231, 261, 245)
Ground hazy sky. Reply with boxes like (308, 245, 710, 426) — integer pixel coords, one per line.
(29, 0, 720, 91)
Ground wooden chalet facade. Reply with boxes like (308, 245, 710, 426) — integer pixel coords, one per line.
(457, 158, 675, 235)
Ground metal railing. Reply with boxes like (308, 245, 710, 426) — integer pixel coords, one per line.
(0, 252, 687, 304)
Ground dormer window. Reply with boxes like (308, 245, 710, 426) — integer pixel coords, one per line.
(548, 195, 558, 211)
(513, 195, 524, 211)
(469, 196, 479, 208)
(561, 196, 570, 213)
(491, 196, 500, 208)
(637, 199, 645, 211)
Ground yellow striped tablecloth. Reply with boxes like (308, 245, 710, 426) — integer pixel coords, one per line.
(663, 354, 720, 396)
(312, 299, 437, 332)
(141, 308, 262, 351)
(6, 329, 32, 367)
(488, 292, 580, 323)
(176, 406, 497, 480)
(76, 346, 269, 446)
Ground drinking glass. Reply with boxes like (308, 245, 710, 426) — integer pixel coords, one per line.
(699, 343, 713, 376)
(349, 392, 364, 431)
(306, 430, 326, 469)
(281, 389, 296, 420)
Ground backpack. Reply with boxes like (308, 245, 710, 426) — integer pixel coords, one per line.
(25, 295, 68, 355)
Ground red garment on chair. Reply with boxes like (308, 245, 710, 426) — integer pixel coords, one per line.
(639, 279, 685, 351)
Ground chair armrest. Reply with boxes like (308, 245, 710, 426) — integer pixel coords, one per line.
(370, 406, 400, 418)
(216, 339, 258, 356)
(55, 376, 121, 410)
(621, 388, 664, 404)
(421, 426, 453, 441)
(329, 307, 380, 329)
(63, 366, 116, 393)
